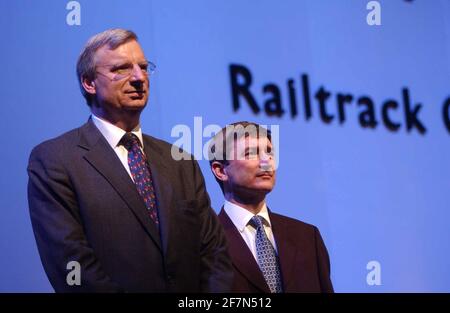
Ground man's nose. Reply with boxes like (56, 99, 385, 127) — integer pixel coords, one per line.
(260, 152, 270, 162)
(259, 158, 273, 171)
(260, 152, 274, 168)
(129, 64, 146, 81)
(260, 151, 273, 162)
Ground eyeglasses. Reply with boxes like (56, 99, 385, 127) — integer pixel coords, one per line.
(95, 60, 156, 81)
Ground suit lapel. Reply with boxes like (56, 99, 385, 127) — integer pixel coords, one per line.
(219, 209, 270, 293)
(78, 120, 162, 251)
(142, 137, 173, 256)
(269, 211, 298, 291)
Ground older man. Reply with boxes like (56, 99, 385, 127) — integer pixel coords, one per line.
(27, 29, 232, 292)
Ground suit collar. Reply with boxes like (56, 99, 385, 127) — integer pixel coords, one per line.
(219, 208, 271, 293)
(269, 211, 298, 291)
(220, 207, 299, 293)
(142, 138, 172, 256)
(91, 114, 144, 150)
(77, 119, 162, 252)
(223, 200, 272, 232)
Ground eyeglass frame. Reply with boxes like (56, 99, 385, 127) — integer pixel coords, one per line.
(95, 59, 156, 81)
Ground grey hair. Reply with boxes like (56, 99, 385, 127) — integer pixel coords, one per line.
(76, 28, 138, 106)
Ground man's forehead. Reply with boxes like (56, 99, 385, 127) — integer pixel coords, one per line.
(235, 135, 272, 148)
(95, 40, 145, 62)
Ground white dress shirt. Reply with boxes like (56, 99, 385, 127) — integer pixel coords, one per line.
(223, 200, 278, 264)
(91, 114, 144, 180)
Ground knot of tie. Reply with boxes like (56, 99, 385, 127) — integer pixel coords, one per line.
(120, 132, 141, 151)
(250, 215, 265, 230)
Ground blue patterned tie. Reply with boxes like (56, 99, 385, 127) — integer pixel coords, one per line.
(120, 133, 159, 225)
(251, 215, 283, 293)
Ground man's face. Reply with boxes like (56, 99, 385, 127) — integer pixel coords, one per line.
(223, 135, 276, 197)
(91, 40, 149, 112)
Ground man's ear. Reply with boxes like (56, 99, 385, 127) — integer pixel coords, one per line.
(81, 76, 96, 95)
(211, 161, 228, 182)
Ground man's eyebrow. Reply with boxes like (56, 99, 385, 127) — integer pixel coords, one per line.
(111, 62, 131, 67)
(98, 60, 130, 69)
(243, 146, 258, 153)
(108, 59, 148, 66)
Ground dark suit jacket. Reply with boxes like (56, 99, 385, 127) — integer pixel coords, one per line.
(218, 209, 333, 293)
(27, 119, 233, 293)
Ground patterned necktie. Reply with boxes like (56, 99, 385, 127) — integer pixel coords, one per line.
(251, 215, 283, 293)
(120, 133, 159, 225)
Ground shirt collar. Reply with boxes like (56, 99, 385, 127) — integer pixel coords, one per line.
(91, 114, 144, 149)
(223, 200, 272, 233)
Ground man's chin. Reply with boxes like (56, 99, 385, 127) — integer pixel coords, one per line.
(122, 100, 147, 111)
(256, 182, 275, 193)
(243, 184, 274, 196)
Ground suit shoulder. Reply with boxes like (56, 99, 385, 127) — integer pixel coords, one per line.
(270, 212, 318, 234)
(143, 134, 172, 151)
(143, 134, 195, 161)
(29, 127, 82, 163)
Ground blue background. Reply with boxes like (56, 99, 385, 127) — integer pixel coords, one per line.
(0, 0, 449, 292)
